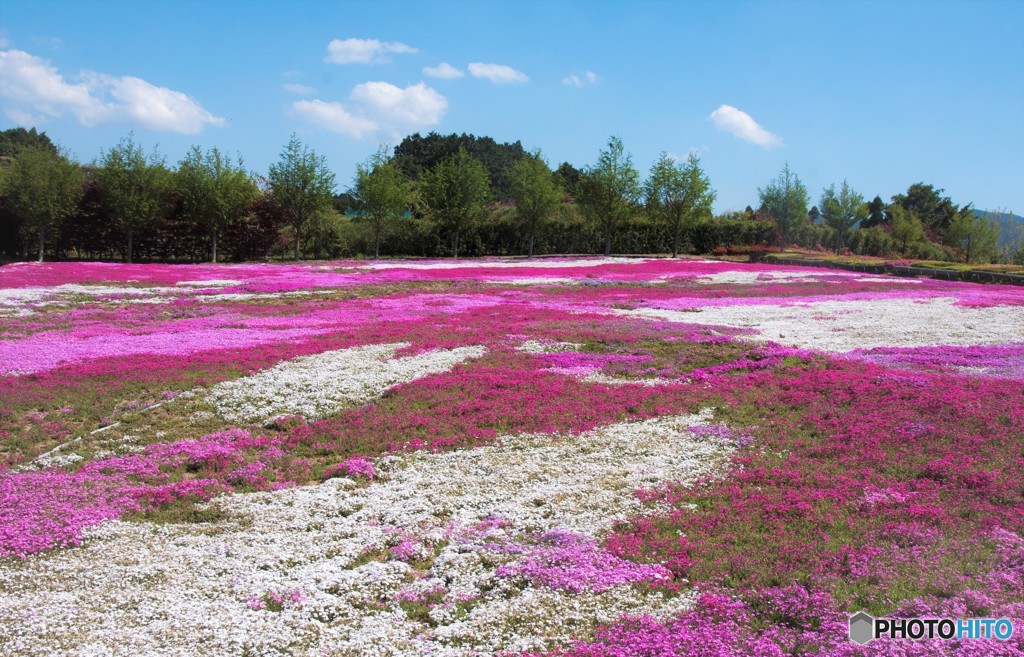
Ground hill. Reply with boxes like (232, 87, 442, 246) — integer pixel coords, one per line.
(975, 209, 1024, 249)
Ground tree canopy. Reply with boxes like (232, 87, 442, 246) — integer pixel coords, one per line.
(96, 135, 170, 263)
(0, 127, 57, 160)
(393, 132, 526, 201)
(509, 150, 561, 257)
(577, 136, 641, 257)
(420, 147, 490, 258)
(176, 146, 259, 263)
(646, 152, 715, 257)
(0, 144, 83, 261)
(819, 180, 866, 251)
(758, 163, 809, 250)
(353, 145, 414, 259)
(267, 134, 336, 260)
(891, 183, 960, 234)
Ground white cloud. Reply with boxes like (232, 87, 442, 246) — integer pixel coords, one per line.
(468, 62, 528, 84)
(0, 47, 224, 133)
(283, 83, 316, 95)
(352, 81, 446, 127)
(102, 75, 226, 133)
(292, 99, 378, 138)
(708, 104, 782, 148)
(293, 81, 446, 139)
(324, 38, 417, 64)
(423, 62, 464, 79)
(563, 70, 599, 87)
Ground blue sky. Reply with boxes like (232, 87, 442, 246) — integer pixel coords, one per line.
(1, 0, 1022, 213)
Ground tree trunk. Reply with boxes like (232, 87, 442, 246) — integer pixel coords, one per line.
(211, 231, 218, 264)
(603, 222, 612, 257)
(452, 228, 459, 260)
(294, 228, 301, 261)
(127, 230, 134, 264)
(374, 220, 382, 260)
(528, 217, 536, 258)
(672, 219, 681, 258)
(37, 231, 45, 263)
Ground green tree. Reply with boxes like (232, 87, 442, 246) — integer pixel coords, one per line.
(645, 152, 716, 258)
(888, 205, 925, 256)
(354, 145, 413, 259)
(758, 163, 809, 251)
(176, 146, 258, 263)
(862, 195, 887, 228)
(554, 162, 582, 198)
(393, 132, 527, 200)
(891, 183, 959, 233)
(96, 135, 169, 263)
(0, 127, 58, 159)
(267, 134, 337, 260)
(420, 147, 490, 258)
(509, 150, 561, 257)
(577, 136, 641, 256)
(0, 144, 83, 262)
(945, 210, 1000, 264)
(819, 180, 867, 251)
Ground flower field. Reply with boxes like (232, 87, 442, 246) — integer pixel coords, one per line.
(1, 257, 1022, 656)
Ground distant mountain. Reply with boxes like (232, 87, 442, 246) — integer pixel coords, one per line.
(974, 209, 1024, 249)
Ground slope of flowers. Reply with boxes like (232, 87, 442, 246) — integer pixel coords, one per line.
(1, 257, 1022, 656)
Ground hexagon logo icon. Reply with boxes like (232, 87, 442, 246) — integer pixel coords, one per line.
(849, 611, 875, 645)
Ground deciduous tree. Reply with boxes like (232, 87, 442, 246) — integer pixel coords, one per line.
(645, 152, 715, 258)
(176, 146, 258, 263)
(888, 206, 925, 256)
(0, 144, 83, 262)
(267, 134, 336, 260)
(509, 150, 561, 257)
(96, 135, 169, 263)
(420, 148, 490, 258)
(354, 146, 413, 259)
(577, 136, 641, 256)
(945, 210, 1000, 264)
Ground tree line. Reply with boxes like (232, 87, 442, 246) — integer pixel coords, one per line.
(0, 126, 1018, 264)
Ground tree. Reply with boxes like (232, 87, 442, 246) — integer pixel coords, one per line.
(819, 180, 867, 252)
(0, 127, 58, 159)
(267, 134, 336, 260)
(888, 206, 925, 256)
(509, 150, 561, 257)
(554, 162, 582, 199)
(354, 145, 413, 259)
(176, 146, 259, 263)
(577, 136, 641, 256)
(758, 163, 809, 251)
(96, 135, 169, 263)
(645, 152, 715, 258)
(420, 147, 490, 258)
(393, 132, 527, 200)
(945, 210, 1000, 264)
(0, 144, 83, 261)
(862, 195, 887, 229)
(891, 183, 959, 234)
